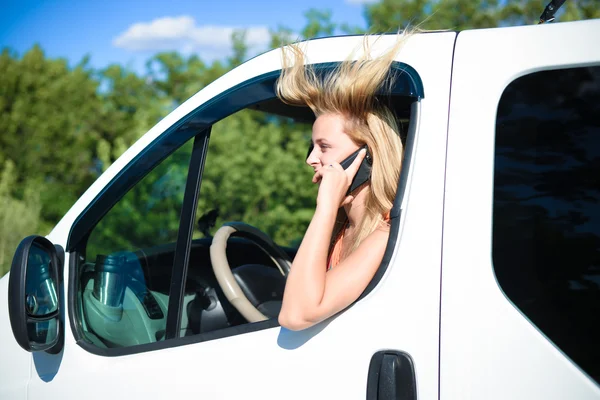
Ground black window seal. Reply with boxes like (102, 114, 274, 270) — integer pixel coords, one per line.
(165, 131, 210, 339)
(67, 61, 424, 357)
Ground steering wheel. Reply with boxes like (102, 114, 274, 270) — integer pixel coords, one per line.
(209, 222, 292, 323)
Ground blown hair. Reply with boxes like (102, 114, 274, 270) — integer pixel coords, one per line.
(276, 30, 413, 252)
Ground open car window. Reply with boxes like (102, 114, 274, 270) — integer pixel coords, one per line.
(68, 61, 421, 355)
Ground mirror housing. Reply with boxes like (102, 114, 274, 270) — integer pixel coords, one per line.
(8, 235, 64, 354)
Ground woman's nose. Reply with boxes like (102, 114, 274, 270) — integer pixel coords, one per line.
(306, 148, 320, 166)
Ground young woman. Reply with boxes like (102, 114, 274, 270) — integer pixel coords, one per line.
(276, 33, 410, 331)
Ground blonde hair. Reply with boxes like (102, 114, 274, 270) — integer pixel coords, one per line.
(276, 30, 412, 251)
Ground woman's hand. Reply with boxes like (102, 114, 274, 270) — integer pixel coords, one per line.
(313, 148, 366, 210)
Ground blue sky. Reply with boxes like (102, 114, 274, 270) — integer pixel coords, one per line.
(0, 0, 372, 74)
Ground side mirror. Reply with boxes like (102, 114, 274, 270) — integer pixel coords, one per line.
(8, 236, 64, 354)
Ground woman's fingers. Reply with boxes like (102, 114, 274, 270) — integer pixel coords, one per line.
(313, 163, 338, 183)
(312, 169, 324, 183)
(346, 149, 366, 179)
(341, 195, 354, 206)
(314, 149, 366, 186)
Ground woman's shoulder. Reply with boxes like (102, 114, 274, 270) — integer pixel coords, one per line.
(373, 223, 391, 236)
(347, 221, 390, 262)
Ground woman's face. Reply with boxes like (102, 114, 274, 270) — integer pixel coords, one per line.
(307, 113, 360, 173)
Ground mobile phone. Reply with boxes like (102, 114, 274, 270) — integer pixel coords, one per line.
(340, 146, 373, 195)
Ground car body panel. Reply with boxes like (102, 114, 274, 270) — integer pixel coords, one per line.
(442, 18, 600, 399)
(0, 274, 30, 400)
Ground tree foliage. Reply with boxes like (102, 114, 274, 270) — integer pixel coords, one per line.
(0, 45, 101, 222)
(364, 0, 600, 31)
(0, 160, 42, 270)
(1, 1, 598, 275)
(198, 111, 316, 246)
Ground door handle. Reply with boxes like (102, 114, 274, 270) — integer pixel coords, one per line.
(367, 350, 416, 400)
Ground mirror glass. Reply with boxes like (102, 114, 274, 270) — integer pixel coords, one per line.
(24, 242, 60, 348)
(25, 243, 58, 317)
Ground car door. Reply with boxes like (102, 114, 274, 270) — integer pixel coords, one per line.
(26, 31, 456, 400)
(442, 19, 600, 398)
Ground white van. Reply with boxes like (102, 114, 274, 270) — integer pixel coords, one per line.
(1, 19, 600, 399)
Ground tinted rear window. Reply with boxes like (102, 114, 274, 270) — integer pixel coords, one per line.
(494, 65, 600, 383)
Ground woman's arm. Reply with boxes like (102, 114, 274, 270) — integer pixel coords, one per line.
(278, 204, 336, 329)
(279, 221, 389, 331)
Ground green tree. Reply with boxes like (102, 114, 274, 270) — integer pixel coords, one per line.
(364, 0, 600, 31)
(302, 8, 337, 38)
(0, 46, 170, 277)
(0, 160, 42, 276)
(269, 25, 298, 49)
(146, 52, 227, 107)
(229, 29, 249, 68)
(269, 8, 338, 49)
(2, 1, 599, 278)
(197, 110, 317, 246)
(500, 0, 599, 26)
(94, 64, 165, 169)
(0, 45, 101, 223)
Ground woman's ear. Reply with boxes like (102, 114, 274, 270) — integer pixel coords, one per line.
(363, 145, 373, 165)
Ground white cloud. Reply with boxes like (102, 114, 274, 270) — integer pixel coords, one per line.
(113, 16, 271, 60)
(345, 0, 378, 4)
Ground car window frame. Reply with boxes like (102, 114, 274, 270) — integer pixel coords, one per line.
(67, 61, 424, 356)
